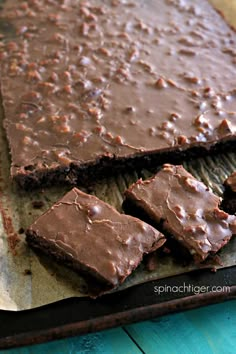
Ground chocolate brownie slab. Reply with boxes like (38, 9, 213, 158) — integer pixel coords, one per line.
(123, 165, 236, 263)
(0, 0, 236, 188)
(26, 188, 165, 296)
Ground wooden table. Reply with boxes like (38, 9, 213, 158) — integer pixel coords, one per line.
(1, 300, 235, 354)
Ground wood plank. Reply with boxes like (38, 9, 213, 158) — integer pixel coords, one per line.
(124, 301, 236, 354)
(1, 327, 141, 354)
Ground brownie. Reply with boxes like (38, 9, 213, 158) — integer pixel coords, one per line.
(26, 188, 165, 297)
(123, 164, 236, 263)
(221, 172, 236, 214)
(1, 1, 236, 189)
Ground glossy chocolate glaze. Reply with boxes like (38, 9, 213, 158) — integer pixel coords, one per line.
(124, 164, 236, 262)
(26, 188, 165, 293)
(0, 0, 236, 186)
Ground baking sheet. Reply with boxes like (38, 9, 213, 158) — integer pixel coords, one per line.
(0, 0, 236, 311)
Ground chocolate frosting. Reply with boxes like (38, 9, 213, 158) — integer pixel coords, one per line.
(0, 0, 236, 183)
(26, 188, 165, 288)
(124, 164, 236, 262)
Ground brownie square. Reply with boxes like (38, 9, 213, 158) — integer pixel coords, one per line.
(123, 164, 236, 262)
(26, 188, 165, 296)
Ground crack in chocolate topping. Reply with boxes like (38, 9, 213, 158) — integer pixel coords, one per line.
(27, 188, 165, 288)
(0, 0, 236, 181)
(124, 164, 236, 262)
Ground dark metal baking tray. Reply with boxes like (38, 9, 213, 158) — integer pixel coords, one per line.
(0, 267, 235, 349)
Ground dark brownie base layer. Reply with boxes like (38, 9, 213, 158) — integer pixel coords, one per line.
(26, 230, 114, 297)
(15, 139, 236, 190)
(221, 172, 236, 214)
(221, 196, 236, 215)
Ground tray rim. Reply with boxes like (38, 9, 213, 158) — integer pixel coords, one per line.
(0, 267, 235, 350)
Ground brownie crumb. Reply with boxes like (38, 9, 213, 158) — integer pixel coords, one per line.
(18, 227, 25, 234)
(23, 269, 32, 275)
(162, 246, 171, 254)
(210, 267, 217, 273)
(145, 253, 159, 272)
(210, 254, 224, 266)
(32, 201, 44, 209)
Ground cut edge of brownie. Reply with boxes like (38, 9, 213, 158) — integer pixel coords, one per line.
(26, 230, 115, 297)
(13, 137, 236, 190)
(122, 195, 193, 264)
(26, 225, 166, 298)
(221, 192, 236, 215)
(221, 172, 236, 215)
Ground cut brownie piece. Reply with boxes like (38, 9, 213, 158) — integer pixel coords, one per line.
(1, 0, 236, 189)
(26, 188, 165, 297)
(123, 164, 236, 263)
(221, 172, 236, 214)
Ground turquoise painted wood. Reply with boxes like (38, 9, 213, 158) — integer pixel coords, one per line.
(1, 300, 236, 354)
(125, 301, 236, 354)
(1, 327, 141, 354)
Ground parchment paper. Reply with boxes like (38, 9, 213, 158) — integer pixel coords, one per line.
(0, 0, 235, 311)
